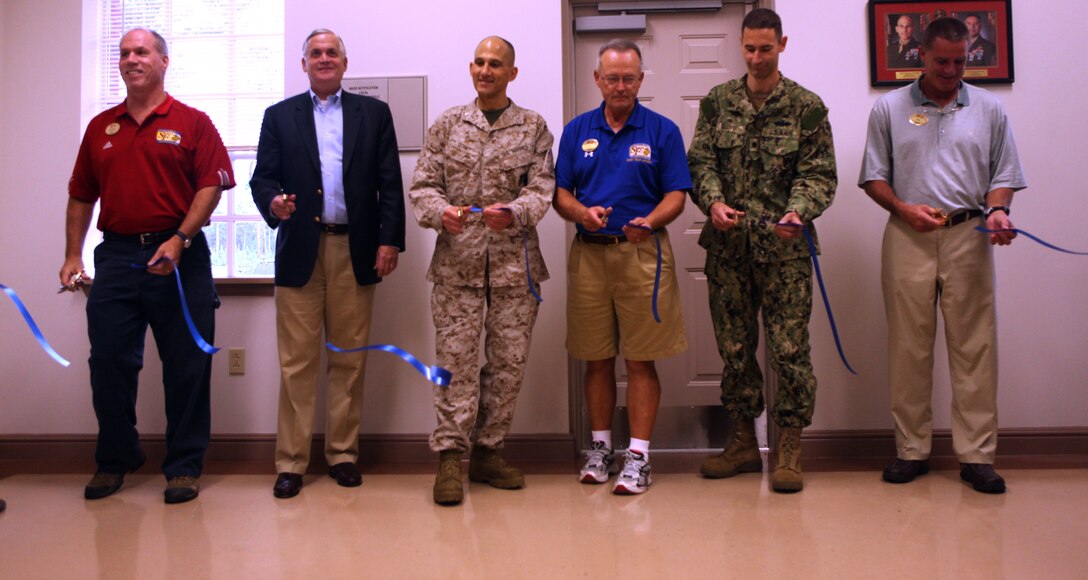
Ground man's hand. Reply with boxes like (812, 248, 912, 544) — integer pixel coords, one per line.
(986, 210, 1017, 246)
(580, 206, 612, 232)
(623, 217, 654, 244)
(442, 205, 468, 234)
(774, 211, 804, 240)
(482, 203, 515, 231)
(59, 257, 87, 288)
(899, 203, 946, 233)
(272, 193, 296, 220)
(375, 245, 399, 277)
(709, 201, 745, 231)
(147, 237, 184, 276)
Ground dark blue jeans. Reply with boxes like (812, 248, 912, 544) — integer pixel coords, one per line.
(87, 233, 216, 479)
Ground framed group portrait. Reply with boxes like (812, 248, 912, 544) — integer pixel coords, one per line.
(867, 0, 1014, 87)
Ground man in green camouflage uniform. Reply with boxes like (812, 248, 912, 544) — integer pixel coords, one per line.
(409, 36, 554, 506)
(687, 9, 837, 493)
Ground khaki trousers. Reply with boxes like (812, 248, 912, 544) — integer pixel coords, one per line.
(275, 234, 375, 474)
(881, 216, 998, 464)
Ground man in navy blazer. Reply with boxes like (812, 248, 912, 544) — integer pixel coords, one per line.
(251, 28, 405, 499)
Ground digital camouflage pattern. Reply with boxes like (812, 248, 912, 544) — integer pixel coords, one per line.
(429, 284, 540, 452)
(688, 76, 837, 263)
(409, 100, 554, 288)
(688, 76, 837, 428)
(705, 255, 816, 427)
(409, 101, 553, 452)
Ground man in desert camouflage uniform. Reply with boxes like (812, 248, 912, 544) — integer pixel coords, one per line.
(687, 8, 837, 493)
(409, 36, 554, 506)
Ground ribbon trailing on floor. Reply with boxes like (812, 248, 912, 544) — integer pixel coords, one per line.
(777, 222, 857, 375)
(629, 223, 663, 323)
(468, 206, 543, 303)
(326, 342, 451, 386)
(1, 283, 70, 367)
(134, 258, 219, 354)
(975, 226, 1088, 255)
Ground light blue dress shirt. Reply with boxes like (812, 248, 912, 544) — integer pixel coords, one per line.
(310, 89, 347, 224)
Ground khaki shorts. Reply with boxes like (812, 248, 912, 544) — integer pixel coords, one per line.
(566, 229, 687, 361)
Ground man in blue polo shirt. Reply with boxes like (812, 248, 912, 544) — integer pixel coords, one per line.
(554, 39, 691, 495)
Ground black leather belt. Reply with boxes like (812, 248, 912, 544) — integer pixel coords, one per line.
(103, 230, 177, 245)
(944, 209, 983, 228)
(320, 223, 349, 234)
(576, 232, 627, 245)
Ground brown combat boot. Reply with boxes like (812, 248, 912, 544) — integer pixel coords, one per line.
(433, 450, 464, 506)
(701, 416, 763, 478)
(468, 446, 525, 489)
(772, 427, 803, 493)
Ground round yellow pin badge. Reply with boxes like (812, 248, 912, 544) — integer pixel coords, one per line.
(909, 113, 928, 127)
(582, 139, 599, 152)
(105, 122, 121, 135)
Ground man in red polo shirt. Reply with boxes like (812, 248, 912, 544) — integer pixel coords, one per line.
(60, 28, 234, 504)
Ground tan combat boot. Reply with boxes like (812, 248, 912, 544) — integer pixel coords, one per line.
(701, 416, 763, 478)
(772, 427, 803, 493)
(433, 450, 464, 506)
(468, 446, 525, 489)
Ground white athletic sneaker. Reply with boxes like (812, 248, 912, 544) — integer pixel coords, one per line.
(613, 449, 652, 495)
(579, 440, 619, 484)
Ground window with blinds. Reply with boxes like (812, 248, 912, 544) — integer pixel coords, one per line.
(89, 0, 285, 279)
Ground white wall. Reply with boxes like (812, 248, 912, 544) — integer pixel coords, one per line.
(1, 0, 1084, 440)
(0, 0, 569, 438)
(778, 0, 1088, 429)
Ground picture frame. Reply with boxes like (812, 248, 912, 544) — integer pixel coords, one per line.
(867, 0, 1014, 87)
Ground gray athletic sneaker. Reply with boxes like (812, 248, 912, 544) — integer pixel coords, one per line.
(613, 450, 652, 495)
(579, 440, 619, 484)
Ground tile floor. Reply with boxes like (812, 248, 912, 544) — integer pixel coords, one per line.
(1, 467, 1086, 579)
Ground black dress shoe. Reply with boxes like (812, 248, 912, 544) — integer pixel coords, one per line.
(329, 462, 362, 487)
(882, 458, 930, 483)
(273, 473, 303, 499)
(960, 463, 1006, 494)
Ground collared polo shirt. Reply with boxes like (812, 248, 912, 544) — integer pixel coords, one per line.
(859, 78, 1026, 211)
(69, 94, 235, 235)
(556, 101, 692, 235)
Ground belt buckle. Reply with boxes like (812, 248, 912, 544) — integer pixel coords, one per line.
(139, 232, 156, 245)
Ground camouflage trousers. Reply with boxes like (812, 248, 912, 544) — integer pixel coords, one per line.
(706, 253, 816, 428)
(429, 283, 540, 452)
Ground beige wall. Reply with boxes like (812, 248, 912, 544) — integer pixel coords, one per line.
(0, 0, 1084, 440)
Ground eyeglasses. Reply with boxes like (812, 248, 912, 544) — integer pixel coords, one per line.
(601, 75, 640, 87)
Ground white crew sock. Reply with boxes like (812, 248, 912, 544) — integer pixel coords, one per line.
(628, 438, 650, 459)
(591, 430, 612, 451)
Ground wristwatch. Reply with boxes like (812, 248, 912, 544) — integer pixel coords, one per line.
(175, 230, 192, 249)
(984, 206, 1011, 218)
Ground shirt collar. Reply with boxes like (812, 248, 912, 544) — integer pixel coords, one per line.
(115, 93, 175, 120)
(590, 100, 645, 131)
(309, 88, 343, 106)
(911, 77, 971, 108)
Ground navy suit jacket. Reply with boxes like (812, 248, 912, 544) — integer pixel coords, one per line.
(250, 90, 405, 287)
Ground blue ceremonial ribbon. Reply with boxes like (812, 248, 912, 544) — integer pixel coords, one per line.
(0, 283, 70, 367)
(777, 222, 857, 375)
(629, 223, 662, 323)
(133, 258, 219, 354)
(975, 226, 1088, 255)
(468, 206, 543, 303)
(326, 342, 451, 386)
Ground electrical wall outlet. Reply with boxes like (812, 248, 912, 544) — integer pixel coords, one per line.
(228, 348, 245, 375)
